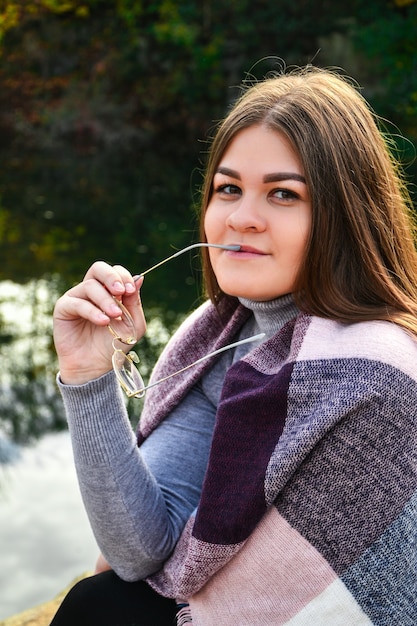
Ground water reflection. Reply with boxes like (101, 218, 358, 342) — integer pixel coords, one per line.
(0, 432, 98, 620)
(0, 279, 179, 442)
(0, 146, 201, 315)
(0, 280, 180, 618)
(0, 279, 66, 444)
(0, 276, 187, 618)
(0, 435, 20, 465)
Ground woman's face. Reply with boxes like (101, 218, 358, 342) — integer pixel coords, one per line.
(204, 124, 312, 301)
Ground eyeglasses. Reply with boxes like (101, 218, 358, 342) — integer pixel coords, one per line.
(108, 243, 264, 398)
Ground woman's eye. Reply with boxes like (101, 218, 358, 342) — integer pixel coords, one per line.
(273, 188, 299, 201)
(214, 183, 241, 196)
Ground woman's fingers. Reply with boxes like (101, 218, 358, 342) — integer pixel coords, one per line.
(53, 262, 146, 385)
(54, 291, 114, 326)
(59, 263, 140, 324)
(84, 264, 146, 337)
(83, 261, 136, 297)
(54, 261, 146, 349)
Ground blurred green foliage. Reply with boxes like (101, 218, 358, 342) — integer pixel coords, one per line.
(0, 0, 414, 295)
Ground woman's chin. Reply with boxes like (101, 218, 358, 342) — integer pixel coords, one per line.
(220, 284, 284, 302)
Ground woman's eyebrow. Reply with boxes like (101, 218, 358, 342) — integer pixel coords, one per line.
(216, 166, 241, 179)
(263, 172, 306, 184)
(215, 166, 306, 185)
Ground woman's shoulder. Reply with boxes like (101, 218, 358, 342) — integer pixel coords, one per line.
(296, 314, 417, 379)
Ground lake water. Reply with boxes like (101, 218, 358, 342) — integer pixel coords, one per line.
(0, 431, 98, 620)
(0, 279, 173, 620)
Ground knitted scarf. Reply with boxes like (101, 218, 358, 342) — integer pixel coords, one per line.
(138, 298, 417, 625)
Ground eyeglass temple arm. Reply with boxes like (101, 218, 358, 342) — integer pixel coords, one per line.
(136, 243, 240, 278)
(138, 333, 265, 394)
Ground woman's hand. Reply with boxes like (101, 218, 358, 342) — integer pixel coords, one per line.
(53, 261, 146, 385)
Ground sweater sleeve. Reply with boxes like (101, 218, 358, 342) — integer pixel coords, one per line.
(58, 370, 216, 581)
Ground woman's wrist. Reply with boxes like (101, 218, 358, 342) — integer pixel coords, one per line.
(58, 364, 113, 386)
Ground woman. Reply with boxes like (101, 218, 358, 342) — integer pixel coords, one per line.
(51, 67, 417, 625)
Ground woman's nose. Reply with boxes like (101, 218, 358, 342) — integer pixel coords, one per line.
(225, 197, 266, 232)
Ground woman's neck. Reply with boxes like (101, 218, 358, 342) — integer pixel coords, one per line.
(238, 294, 298, 339)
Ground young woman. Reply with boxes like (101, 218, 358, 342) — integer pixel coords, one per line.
(51, 66, 417, 625)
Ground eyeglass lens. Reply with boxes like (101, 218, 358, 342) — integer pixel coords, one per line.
(108, 300, 137, 345)
(112, 346, 146, 398)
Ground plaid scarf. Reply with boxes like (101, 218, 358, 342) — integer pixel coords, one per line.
(138, 298, 417, 625)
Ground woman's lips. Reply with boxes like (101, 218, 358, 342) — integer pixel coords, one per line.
(226, 244, 268, 256)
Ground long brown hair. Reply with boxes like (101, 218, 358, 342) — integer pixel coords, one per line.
(199, 66, 417, 335)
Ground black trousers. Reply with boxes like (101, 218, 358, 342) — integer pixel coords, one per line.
(49, 570, 178, 626)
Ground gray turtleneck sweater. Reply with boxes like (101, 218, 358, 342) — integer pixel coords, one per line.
(59, 295, 298, 581)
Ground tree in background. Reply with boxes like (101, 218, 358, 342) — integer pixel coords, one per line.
(0, 0, 415, 294)
(354, 0, 417, 144)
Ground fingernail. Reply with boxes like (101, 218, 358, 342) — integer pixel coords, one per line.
(125, 282, 135, 294)
(113, 281, 124, 292)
